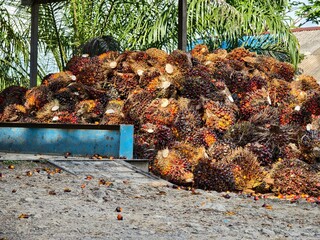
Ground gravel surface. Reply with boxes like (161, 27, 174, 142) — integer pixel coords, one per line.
(0, 161, 319, 240)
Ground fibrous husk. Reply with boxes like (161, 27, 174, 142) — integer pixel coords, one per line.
(207, 142, 234, 161)
(66, 55, 105, 86)
(173, 98, 203, 140)
(152, 142, 206, 185)
(224, 121, 255, 147)
(141, 98, 179, 126)
(36, 99, 60, 122)
(101, 99, 124, 125)
(222, 147, 263, 191)
(180, 65, 226, 101)
(239, 88, 271, 119)
(41, 71, 76, 92)
(0, 86, 27, 113)
(75, 100, 104, 123)
(268, 79, 295, 105)
(203, 100, 236, 132)
(194, 159, 236, 192)
(146, 48, 169, 68)
(123, 88, 154, 125)
(271, 158, 320, 196)
(190, 44, 210, 62)
(25, 85, 50, 111)
(0, 104, 27, 122)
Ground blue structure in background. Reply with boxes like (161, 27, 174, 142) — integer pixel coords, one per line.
(0, 123, 134, 159)
(188, 34, 277, 51)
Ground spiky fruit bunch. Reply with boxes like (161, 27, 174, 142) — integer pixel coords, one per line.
(125, 51, 153, 76)
(35, 100, 60, 122)
(224, 121, 255, 147)
(152, 142, 206, 185)
(52, 87, 77, 112)
(282, 143, 302, 161)
(243, 75, 268, 93)
(83, 86, 109, 107)
(145, 75, 177, 99)
(268, 79, 294, 105)
(302, 93, 320, 116)
(136, 123, 175, 152)
(42, 71, 76, 92)
(0, 104, 27, 122)
(134, 130, 157, 160)
(25, 86, 50, 111)
(145, 48, 169, 68)
(214, 65, 249, 97)
(299, 130, 320, 164)
(187, 127, 217, 148)
(270, 61, 295, 82)
(254, 55, 278, 76)
(223, 147, 262, 191)
(75, 100, 104, 123)
(65, 55, 92, 76)
(194, 159, 236, 192)
(153, 125, 175, 149)
(167, 50, 192, 73)
(203, 100, 236, 132)
(239, 88, 271, 119)
(50, 111, 78, 124)
(138, 69, 161, 89)
(101, 99, 124, 125)
(246, 143, 274, 167)
(181, 65, 225, 101)
(278, 104, 311, 126)
(142, 98, 179, 126)
(111, 72, 140, 99)
(66, 55, 105, 85)
(252, 123, 299, 156)
(207, 142, 234, 161)
(291, 75, 320, 94)
(123, 88, 154, 124)
(173, 98, 203, 139)
(190, 44, 209, 62)
(249, 106, 279, 127)
(64, 82, 90, 100)
(227, 47, 256, 61)
(152, 148, 193, 185)
(271, 158, 320, 196)
(0, 86, 27, 113)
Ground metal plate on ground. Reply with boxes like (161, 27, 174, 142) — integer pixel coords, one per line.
(0, 153, 163, 184)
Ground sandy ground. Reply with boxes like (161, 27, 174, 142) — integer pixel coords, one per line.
(0, 161, 320, 240)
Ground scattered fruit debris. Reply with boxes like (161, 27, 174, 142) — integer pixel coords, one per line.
(115, 207, 122, 212)
(117, 214, 123, 220)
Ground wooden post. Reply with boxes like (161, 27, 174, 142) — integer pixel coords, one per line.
(178, 0, 187, 51)
(30, 2, 39, 87)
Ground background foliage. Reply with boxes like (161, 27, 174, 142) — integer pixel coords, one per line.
(0, 0, 301, 90)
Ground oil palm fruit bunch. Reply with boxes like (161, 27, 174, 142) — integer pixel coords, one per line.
(1, 44, 320, 196)
(271, 158, 320, 197)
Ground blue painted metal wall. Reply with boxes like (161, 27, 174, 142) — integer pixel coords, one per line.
(0, 124, 134, 159)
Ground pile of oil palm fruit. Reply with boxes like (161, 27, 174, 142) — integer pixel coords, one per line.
(1, 45, 319, 196)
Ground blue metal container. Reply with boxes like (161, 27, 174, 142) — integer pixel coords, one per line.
(0, 123, 134, 159)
